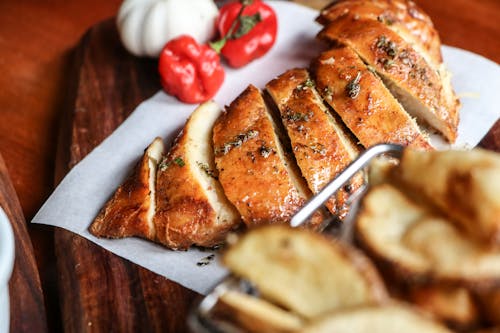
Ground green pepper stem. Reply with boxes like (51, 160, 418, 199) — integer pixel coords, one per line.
(209, 0, 259, 53)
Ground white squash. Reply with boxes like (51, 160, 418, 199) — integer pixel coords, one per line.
(117, 0, 219, 58)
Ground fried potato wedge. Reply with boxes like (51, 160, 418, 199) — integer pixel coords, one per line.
(300, 303, 452, 333)
(407, 285, 480, 329)
(223, 225, 388, 319)
(216, 290, 304, 333)
(154, 101, 240, 250)
(89, 137, 164, 240)
(396, 148, 500, 245)
(355, 184, 500, 288)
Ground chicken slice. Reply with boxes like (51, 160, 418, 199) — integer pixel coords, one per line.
(312, 46, 433, 150)
(213, 85, 324, 228)
(318, 17, 460, 143)
(266, 68, 363, 219)
(89, 137, 164, 240)
(154, 101, 240, 250)
(317, 0, 442, 66)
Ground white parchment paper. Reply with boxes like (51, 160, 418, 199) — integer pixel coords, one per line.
(32, 2, 500, 294)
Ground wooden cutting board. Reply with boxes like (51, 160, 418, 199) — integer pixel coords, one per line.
(1, 153, 48, 333)
(54, 19, 196, 333)
(55, 13, 500, 333)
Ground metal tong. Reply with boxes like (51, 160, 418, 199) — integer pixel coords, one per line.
(188, 143, 404, 333)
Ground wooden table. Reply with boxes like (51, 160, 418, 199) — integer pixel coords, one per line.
(0, 0, 498, 332)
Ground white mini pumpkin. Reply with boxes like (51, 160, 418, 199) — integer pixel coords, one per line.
(117, 0, 219, 57)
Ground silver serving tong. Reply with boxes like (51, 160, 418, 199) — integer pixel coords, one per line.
(188, 143, 404, 333)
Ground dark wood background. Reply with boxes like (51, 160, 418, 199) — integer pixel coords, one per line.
(0, 0, 498, 332)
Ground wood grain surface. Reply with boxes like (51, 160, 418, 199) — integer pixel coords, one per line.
(0, 153, 48, 333)
(54, 19, 196, 333)
(0, 0, 498, 332)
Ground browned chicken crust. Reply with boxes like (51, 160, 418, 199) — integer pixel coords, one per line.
(317, 0, 442, 66)
(89, 137, 163, 240)
(266, 68, 363, 219)
(318, 17, 459, 143)
(312, 46, 433, 150)
(213, 85, 324, 228)
(154, 102, 240, 250)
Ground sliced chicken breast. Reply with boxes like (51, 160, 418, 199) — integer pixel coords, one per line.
(312, 46, 433, 150)
(266, 68, 363, 219)
(318, 17, 460, 143)
(154, 102, 240, 250)
(213, 85, 324, 228)
(317, 0, 442, 66)
(89, 137, 164, 240)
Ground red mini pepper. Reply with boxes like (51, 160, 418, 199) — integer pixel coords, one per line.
(158, 35, 225, 104)
(211, 0, 278, 68)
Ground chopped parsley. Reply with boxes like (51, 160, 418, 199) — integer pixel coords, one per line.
(345, 71, 362, 99)
(159, 156, 185, 171)
(174, 157, 185, 167)
(376, 35, 398, 58)
(215, 130, 259, 155)
(197, 161, 218, 179)
(259, 145, 274, 158)
(309, 143, 327, 155)
(297, 78, 315, 91)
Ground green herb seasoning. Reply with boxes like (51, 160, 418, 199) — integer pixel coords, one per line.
(197, 162, 218, 179)
(376, 35, 398, 69)
(345, 71, 362, 99)
(259, 145, 273, 158)
(174, 157, 185, 167)
(286, 112, 309, 121)
(158, 159, 170, 171)
(216, 129, 259, 155)
(297, 78, 315, 91)
(309, 143, 327, 155)
(399, 50, 411, 65)
(159, 156, 185, 170)
(380, 58, 394, 69)
(196, 254, 215, 267)
(376, 35, 398, 58)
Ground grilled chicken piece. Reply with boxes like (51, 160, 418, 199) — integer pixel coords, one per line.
(301, 303, 452, 333)
(317, 0, 442, 66)
(318, 17, 460, 143)
(89, 137, 164, 239)
(355, 184, 500, 288)
(213, 85, 324, 228)
(154, 102, 240, 250)
(312, 46, 432, 150)
(223, 225, 388, 320)
(395, 148, 500, 245)
(266, 68, 363, 219)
